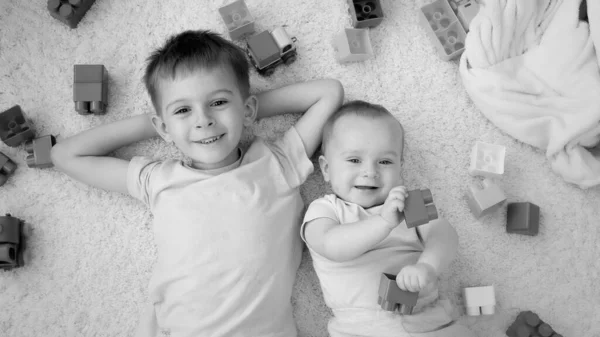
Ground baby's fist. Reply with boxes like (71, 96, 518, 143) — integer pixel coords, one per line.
(380, 186, 408, 228)
(396, 263, 437, 293)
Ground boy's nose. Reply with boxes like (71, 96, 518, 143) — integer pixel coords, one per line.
(195, 111, 215, 128)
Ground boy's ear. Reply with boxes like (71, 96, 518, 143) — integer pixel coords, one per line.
(243, 95, 258, 126)
(318, 155, 330, 182)
(151, 114, 173, 143)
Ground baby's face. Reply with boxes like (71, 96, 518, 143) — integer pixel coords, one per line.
(320, 114, 404, 209)
(152, 66, 256, 170)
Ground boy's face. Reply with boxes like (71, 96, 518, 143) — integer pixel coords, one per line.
(319, 114, 404, 209)
(151, 66, 256, 170)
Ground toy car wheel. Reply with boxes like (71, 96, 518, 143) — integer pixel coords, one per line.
(283, 54, 297, 65)
(261, 67, 276, 77)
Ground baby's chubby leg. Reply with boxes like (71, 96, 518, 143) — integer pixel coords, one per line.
(401, 298, 477, 337)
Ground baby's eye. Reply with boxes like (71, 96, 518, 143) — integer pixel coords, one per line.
(380, 160, 393, 165)
(210, 100, 228, 107)
(174, 107, 190, 115)
(347, 158, 360, 164)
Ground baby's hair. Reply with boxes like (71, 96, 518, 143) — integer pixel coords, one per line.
(320, 100, 405, 158)
(143, 30, 250, 115)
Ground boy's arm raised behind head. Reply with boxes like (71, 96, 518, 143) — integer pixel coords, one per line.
(51, 114, 158, 195)
(256, 79, 344, 158)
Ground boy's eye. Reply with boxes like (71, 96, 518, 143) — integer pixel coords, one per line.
(174, 107, 190, 115)
(210, 100, 228, 107)
(380, 160, 393, 165)
(347, 159, 360, 164)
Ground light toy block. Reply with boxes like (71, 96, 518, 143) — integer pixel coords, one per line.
(457, 0, 480, 32)
(418, 0, 467, 61)
(347, 0, 384, 29)
(462, 285, 495, 316)
(469, 141, 505, 178)
(333, 28, 374, 63)
(403, 188, 438, 228)
(466, 179, 506, 218)
(378, 273, 418, 315)
(218, 0, 255, 40)
(506, 202, 540, 236)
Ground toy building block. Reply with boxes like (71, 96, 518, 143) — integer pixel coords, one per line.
(378, 273, 419, 315)
(456, 0, 480, 31)
(0, 213, 25, 270)
(506, 311, 563, 337)
(506, 202, 540, 236)
(468, 141, 505, 178)
(347, 0, 384, 29)
(0, 105, 35, 147)
(0, 152, 17, 187)
(246, 27, 297, 76)
(25, 135, 56, 169)
(418, 0, 467, 61)
(47, 0, 97, 29)
(462, 285, 495, 316)
(466, 179, 506, 218)
(333, 28, 374, 63)
(218, 0, 255, 40)
(403, 189, 438, 228)
(74, 64, 108, 115)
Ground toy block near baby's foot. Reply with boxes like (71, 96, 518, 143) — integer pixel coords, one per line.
(0, 105, 35, 147)
(457, 0, 480, 32)
(0, 214, 25, 270)
(506, 202, 540, 236)
(469, 141, 505, 178)
(418, 0, 466, 61)
(74, 64, 108, 115)
(466, 179, 506, 218)
(506, 311, 563, 337)
(47, 0, 97, 29)
(403, 189, 438, 228)
(462, 285, 496, 316)
(218, 0, 255, 40)
(347, 0, 384, 29)
(0, 152, 17, 187)
(25, 135, 56, 169)
(333, 28, 374, 63)
(378, 273, 418, 315)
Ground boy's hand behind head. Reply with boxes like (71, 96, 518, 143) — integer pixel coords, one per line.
(379, 185, 408, 229)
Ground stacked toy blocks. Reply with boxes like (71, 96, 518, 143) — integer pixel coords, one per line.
(25, 135, 56, 169)
(462, 285, 495, 316)
(0, 105, 35, 147)
(218, 0, 255, 40)
(507, 202, 540, 236)
(403, 188, 438, 228)
(466, 179, 506, 218)
(347, 0, 384, 28)
(333, 28, 374, 63)
(0, 213, 25, 270)
(506, 311, 563, 337)
(378, 273, 419, 315)
(418, 0, 467, 61)
(0, 152, 17, 186)
(47, 0, 96, 29)
(74, 64, 108, 115)
(469, 141, 505, 178)
(246, 27, 298, 76)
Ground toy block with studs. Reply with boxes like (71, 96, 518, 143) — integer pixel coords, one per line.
(506, 311, 563, 337)
(347, 0, 384, 29)
(218, 0, 255, 40)
(466, 179, 506, 218)
(0, 105, 35, 147)
(456, 0, 480, 32)
(333, 28, 374, 63)
(25, 135, 56, 169)
(47, 0, 97, 29)
(0, 213, 25, 270)
(378, 273, 419, 315)
(418, 0, 467, 61)
(0, 152, 17, 187)
(469, 141, 505, 178)
(403, 188, 438, 228)
(74, 64, 108, 115)
(462, 285, 496, 316)
(246, 28, 298, 76)
(507, 202, 540, 236)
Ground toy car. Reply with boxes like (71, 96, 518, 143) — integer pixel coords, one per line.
(0, 152, 17, 186)
(246, 27, 298, 76)
(0, 213, 25, 270)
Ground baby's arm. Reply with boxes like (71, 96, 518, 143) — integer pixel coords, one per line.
(51, 114, 158, 194)
(255, 79, 344, 157)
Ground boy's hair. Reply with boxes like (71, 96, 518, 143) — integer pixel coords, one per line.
(143, 30, 250, 115)
(320, 100, 405, 158)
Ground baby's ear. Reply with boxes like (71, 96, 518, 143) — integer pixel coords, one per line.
(318, 155, 330, 182)
(151, 114, 173, 143)
(243, 95, 258, 126)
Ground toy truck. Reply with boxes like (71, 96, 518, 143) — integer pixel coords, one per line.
(0, 213, 25, 270)
(246, 27, 298, 76)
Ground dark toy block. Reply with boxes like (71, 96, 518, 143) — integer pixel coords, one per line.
(347, 0, 384, 29)
(47, 0, 97, 29)
(0, 105, 35, 147)
(403, 189, 438, 228)
(506, 311, 563, 337)
(218, 0, 255, 40)
(506, 202, 540, 236)
(246, 27, 297, 76)
(25, 135, 56, 169)
(74, 64, 108, 115)
(0, 213, 25, 270)
(0, 152, 17, 187)
(377, 273, 419, 314)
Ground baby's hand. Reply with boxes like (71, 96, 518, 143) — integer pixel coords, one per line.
(380, 186, 408, 229)
(396, 263, 437, 292)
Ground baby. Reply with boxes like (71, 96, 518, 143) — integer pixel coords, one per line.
(301, 100, 476, 337)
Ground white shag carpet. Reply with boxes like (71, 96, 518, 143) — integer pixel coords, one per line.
(1, 1, 599, 336)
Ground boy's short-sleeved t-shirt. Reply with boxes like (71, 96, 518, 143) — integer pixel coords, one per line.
(128, 127, 313, 337)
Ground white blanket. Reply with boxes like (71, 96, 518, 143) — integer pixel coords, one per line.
(459, 0, 600, 188)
